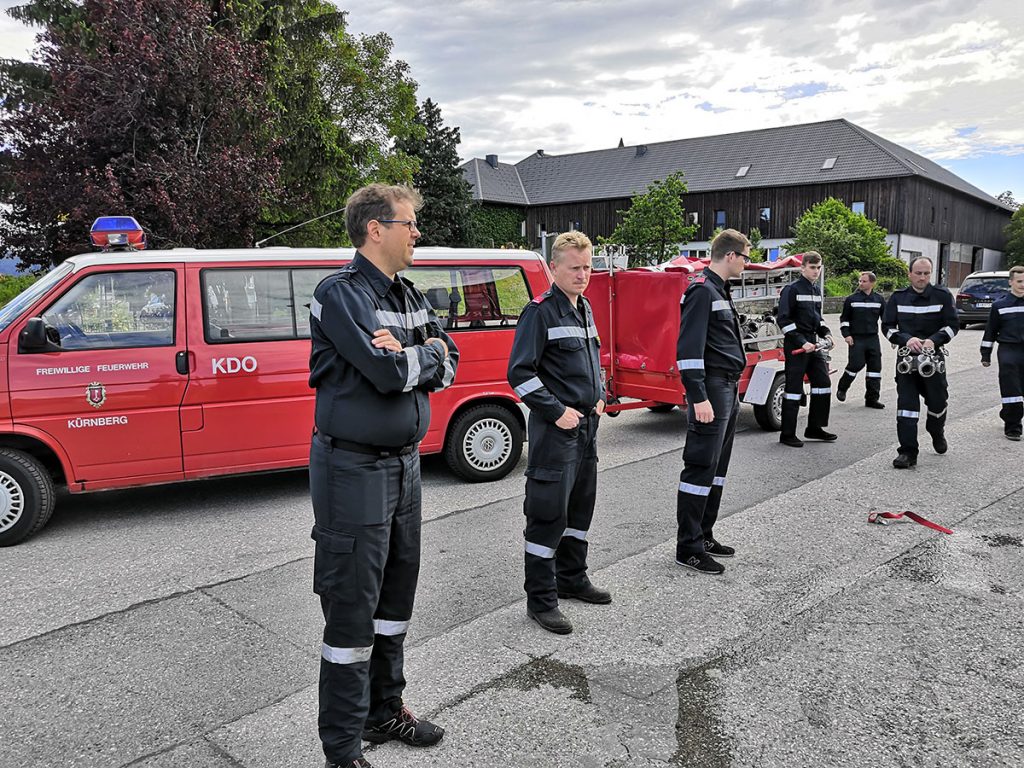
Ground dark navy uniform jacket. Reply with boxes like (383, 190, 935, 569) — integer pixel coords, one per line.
(309, 252, 459, 447)
(507, 285, 604, 423)
(778, 275, 830, 347)
(881, 283, 958, 348)
(839, 290, 886, 337)
(981, 293, 1024, 362)
(676, 268, 745, 404)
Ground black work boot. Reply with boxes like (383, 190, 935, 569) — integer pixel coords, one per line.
(804, 427, 838, 441)
(1007, 430, 1023, 442)
(527, 606, 573, 634)
(326, 759, 374, 768)
(865, 400, 885, 409)
(779, 434, 804, 447)
(835, 387, 847, 402)
(363, 704, 444, 747)
(892, 452, 917, 469)
(931, 432, 948, 454)
(558, 581, 612, 604)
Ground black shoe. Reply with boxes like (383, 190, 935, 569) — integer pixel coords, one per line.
(835, 388, 847, 402)
(804, 428, 838, 442)
(527, 607, 573, 634)
(865, 400, 885, 409)
(779, 434, 804, 447)
(558, 582, 612, 604)
(1008, 431, 1023, 442)
(704, 538, 735, 558)
(363, 705, 444, 747)
(675, 552, 725, 574)
(931, 433, 948, 454)
(326, 759, 374, 768)
(892, 452, 917, 469)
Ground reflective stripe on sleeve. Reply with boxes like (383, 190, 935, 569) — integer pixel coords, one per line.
(525, 540, 556, 558)
(373, 619, 410, 636)
(897, 410, 920, 419)
(782, 323, 797, 333)
(1002, 396, 1024, 404)
(376, 309, 430, 329)
(562, 528, 588, 541)
(796, 295, 822, 302)
(514, 376, 544, 397)
(711, 300, 731, 312)
(322, 642, 373, 665)
(885, 328, 897, 339)
(840, 322, 850, 329)
(677, 359, 705, 370)
(402, 348, 421, 392)
(897, 305, 942, 314)
(980, 341, 994, 348)
(941, 325, 955, 338)
(678, 482, 711, 496)
(442, 358, 456, 387)
(310, 298, 323, 320)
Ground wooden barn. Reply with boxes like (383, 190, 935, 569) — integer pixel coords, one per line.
(461, 118, 1013, 287)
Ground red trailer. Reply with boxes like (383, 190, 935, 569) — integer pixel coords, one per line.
(585, 256, 810, 430)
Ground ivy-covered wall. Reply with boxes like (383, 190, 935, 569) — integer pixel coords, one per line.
(467, 204, 527, 248)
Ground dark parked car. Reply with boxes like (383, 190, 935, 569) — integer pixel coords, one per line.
(956, 271, 1010, 328)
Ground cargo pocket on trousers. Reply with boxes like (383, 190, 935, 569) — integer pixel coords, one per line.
(683, 420, 719, 468)
(311, 525, 357, 603)
(525, 466, 565, 522)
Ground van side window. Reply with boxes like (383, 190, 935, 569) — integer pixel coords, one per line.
(202, 269, 296, 342)
(39, 270, 175, 350)
(405, 266, 532, 331)
(292, 268, 337, 338)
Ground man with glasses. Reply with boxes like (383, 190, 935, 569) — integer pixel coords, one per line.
(777, 251, 837, 447)
(308, 183, 458, 768)
(674, 229, 750, 575)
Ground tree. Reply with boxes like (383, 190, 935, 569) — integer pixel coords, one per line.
(1, 0, 280, 267)
(600, 172, 697, 267)
(997, 190, 1019, 208)
(1005, 205, 1024, 268)
(395, 98, 472, 247)
(783, 197, 893, 277)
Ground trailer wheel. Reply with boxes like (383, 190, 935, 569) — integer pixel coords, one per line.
(753, 373, 785, 431)
(445, 404, 523, 482)
(647, 403, 676, 413)
(0, 448, 56, 547)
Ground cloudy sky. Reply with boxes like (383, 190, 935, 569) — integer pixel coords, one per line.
(3, 0, 1022, 199)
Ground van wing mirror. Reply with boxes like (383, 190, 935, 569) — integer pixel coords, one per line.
(19, 317, 62, 353)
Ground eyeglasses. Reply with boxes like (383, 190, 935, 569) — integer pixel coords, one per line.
(731, 251, 752, 264)
(377, 219, 419, 231)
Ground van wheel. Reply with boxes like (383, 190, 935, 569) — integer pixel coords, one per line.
(647, 403, 676, 413)
(445, 404, 524, 482)
(0, 449, 56, 546)
(753, 373, 785, 431)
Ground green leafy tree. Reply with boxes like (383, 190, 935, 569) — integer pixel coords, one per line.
(600, 172, 697, 267)
(395, 99, 472, 246)
(1005, 205, 1024, 268)
(997, 190, 1019, 208)
(747, 227, 766, 263)
(784, 197, 893, 278)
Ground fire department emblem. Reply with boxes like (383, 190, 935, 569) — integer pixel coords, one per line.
(86, 382, 106, 408)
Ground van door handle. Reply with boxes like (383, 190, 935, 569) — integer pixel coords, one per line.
(175, 350, 189, 375)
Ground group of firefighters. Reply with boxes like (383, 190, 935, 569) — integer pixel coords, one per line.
(305, 183, 1024, 768)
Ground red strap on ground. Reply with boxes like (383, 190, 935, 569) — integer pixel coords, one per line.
(867, 511, 953, 535)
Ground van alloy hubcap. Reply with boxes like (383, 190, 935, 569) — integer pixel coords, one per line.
(463, 418, 512, 471)
(0, 471, 25, 533)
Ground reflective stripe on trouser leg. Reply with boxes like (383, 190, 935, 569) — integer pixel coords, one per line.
(523, 415, 583, 613)
(556, 420, 598, 592)
(864, 337, 883, 402)
(677, 379, 737, 558)
(702, 391, 739, 541)
(805, 353, 832, 429)
(840, 337, 866, 395)
(997, 346, 1024, 431)
(309, 439, 412, 764)
(895, 372, 923, 456)
(921, 370, 949, 442)
(781, 343, 808, 436)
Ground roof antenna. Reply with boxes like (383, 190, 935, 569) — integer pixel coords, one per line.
(255, 206, 346, 248)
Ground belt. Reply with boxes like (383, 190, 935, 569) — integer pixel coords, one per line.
(315, 431, 415, 458)
(705, 368, 741, 382)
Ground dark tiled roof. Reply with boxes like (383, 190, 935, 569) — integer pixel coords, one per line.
(461, 158, 529, 205)
(462, 119, 1011, 211)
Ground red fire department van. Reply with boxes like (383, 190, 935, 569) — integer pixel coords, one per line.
(0, 247, 551, 546)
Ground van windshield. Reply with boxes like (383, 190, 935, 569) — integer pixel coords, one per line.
(0, 262, 75, 332)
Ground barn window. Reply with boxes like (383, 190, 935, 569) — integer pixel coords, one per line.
(851, 201, 865, 215)
(714, 210, 726, 228)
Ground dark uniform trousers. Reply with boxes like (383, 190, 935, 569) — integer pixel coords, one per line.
(523, 410, 598, 613)
(676, 375, 739, 559)
(781, 339, 832, 436)
(309, 435, 421, 764)
(838, 335, 883, 403)
(895, 368, 948, 457)
(997, 343, 1024, 432)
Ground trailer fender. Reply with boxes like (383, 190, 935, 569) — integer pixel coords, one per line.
(742, 360, 785, 405)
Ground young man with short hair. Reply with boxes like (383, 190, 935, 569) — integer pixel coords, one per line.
(837, 271, 886, 408)
(981, 265, 1024, 440)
